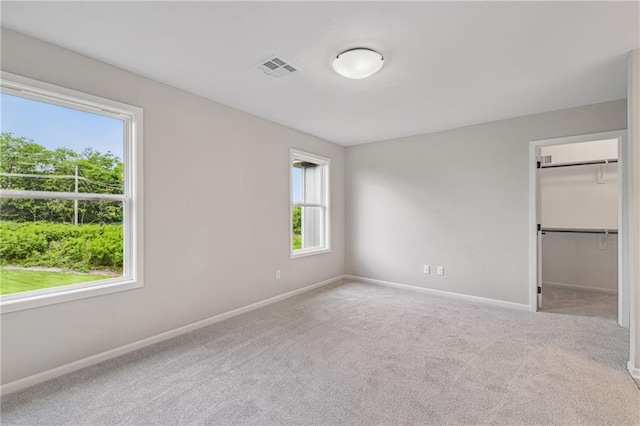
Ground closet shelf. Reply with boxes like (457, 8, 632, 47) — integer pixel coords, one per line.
(540, 158, 617, 169)
(541, 227, 618, 235)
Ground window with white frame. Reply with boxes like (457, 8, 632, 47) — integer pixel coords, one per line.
(291, 149, 330, 257)
(0, 72, 143, 312)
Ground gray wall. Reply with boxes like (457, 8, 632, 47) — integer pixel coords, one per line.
(1, 29, 346, 384)
(346, 100, 626, 304)
(542, 233, 618, 292)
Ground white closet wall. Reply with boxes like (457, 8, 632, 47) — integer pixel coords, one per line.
(540, 140, 618, 293)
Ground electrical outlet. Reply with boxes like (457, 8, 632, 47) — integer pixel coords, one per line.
(437, 266, 444, 276)
(423, 265, 430, 274)
(275, 270, 281, 280)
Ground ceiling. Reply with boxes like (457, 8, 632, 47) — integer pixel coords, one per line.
(2, 2, 639, 146)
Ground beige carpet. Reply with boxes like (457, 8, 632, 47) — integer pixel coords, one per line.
(542, 285, 618, 320)
(2, 280, 638, 425)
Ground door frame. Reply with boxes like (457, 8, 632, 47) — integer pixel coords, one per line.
(528, 129, 630, 328)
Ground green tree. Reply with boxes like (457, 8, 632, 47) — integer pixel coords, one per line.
(0, 132, 124, 224)
(292, 206, 301, 235)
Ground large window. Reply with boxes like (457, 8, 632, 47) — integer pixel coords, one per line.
(0, 72, 143, 312)
(291, 149, 330, 258)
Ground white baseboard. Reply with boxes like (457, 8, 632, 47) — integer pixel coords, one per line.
(627, 361, 640, 380)
(1, 274, 346, 396)
(345, 275, 529, 310)
(543, 281, 618, 295)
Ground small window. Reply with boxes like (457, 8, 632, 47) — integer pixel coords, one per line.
(0, 72, 143, 312)
(290, 149, 330, 258)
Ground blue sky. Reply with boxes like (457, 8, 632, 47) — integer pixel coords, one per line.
(1, 93, 124, 160)
(292, 166, 302, 204)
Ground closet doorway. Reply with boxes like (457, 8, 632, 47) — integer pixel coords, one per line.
(529, 130, 630, 327)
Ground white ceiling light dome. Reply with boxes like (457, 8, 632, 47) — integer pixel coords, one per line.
(332, 48, 384, 79)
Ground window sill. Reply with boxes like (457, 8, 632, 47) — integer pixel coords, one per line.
(290, 247, 331, 259)
(0, 278, 143, 314)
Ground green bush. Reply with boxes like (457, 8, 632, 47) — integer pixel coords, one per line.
(292, 206, 301, 235)
(0, 224, 48, 261)
(0, 221, 123, 272)
(293, 235, 301, 250)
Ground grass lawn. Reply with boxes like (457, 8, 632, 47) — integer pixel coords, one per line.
(0, 268, 112, 295)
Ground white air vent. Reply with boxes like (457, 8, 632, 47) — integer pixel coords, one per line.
(257, 56, 299, 78)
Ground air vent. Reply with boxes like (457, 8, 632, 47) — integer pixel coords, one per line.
(257, 56, 299, 78)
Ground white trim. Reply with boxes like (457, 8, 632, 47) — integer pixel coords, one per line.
(529, 130, 630, 328)
(0, 274, 346, 396)
(289, 247, 331, 259)
(293, 203, 323, 208)
(618, 131, 630, 328)
(628, 50, 640, 381)
(542, 281, 618, 295)
(529, 142, 539, 312)
(627, 361, 640, 380)
(0, 279, 142, 314)
(0, 71, 144, 312)
(531, 131, 627, 147)
(345, 275, 529, 310)
(1, 72, 134, 118)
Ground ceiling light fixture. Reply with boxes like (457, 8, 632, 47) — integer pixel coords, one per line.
(332, 48, 384, 79)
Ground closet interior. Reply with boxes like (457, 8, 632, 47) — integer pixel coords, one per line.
(539, 139, 619, 320)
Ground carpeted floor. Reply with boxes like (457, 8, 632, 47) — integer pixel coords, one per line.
(2, 280, 638, 425)
(542, 285, 618, 320)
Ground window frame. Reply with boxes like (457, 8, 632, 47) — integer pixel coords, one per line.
(0, 71, 144, 313)
(290, 148, 330, 259)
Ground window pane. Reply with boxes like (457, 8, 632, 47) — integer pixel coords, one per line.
(291, 151, 328, 257)
(301, 162, 322, 205)
(0, 198, 124, 296)
(292, 206, 301, 250)
(292, 165, 303, 204)
(0, 93, 125, 194)
(292, 206, 323, 251)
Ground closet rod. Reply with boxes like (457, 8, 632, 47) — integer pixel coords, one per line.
(541, 227, 618, 235)
(540, 158, 617, 169)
